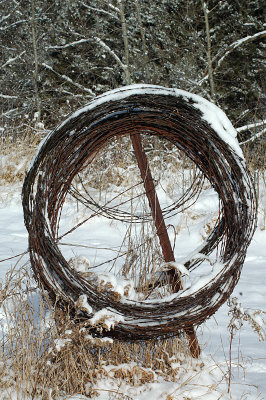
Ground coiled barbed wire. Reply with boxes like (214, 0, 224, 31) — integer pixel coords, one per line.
(22, 85, 257, 340)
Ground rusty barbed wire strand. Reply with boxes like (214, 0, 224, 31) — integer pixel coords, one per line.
(68, 168, 204, 223)
(22, 85, 257, 340)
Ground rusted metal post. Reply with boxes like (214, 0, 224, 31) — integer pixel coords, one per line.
(130, 133, 200, 358)
(130, 134, 176, 264)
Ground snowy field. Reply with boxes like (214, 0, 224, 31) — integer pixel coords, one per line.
(0, 176, 265, 399)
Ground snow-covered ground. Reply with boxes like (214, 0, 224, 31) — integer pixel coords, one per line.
(204, 224, 266, 398)
(0, 179, 265, 399)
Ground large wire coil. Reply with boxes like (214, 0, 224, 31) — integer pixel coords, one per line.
(22, 85, 257, 340)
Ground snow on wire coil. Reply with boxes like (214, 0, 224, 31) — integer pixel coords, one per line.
(22, 84, 257, 340)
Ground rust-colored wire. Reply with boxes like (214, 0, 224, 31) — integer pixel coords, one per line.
(22, 85, 257, 340)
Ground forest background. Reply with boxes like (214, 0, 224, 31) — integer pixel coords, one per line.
(1, 0, 265, 160)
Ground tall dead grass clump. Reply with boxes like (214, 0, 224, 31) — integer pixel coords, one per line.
(0, 266, 203, 399)
(0, 126, 44, 186)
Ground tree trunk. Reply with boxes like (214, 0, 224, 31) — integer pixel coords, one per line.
(202, 0, 215, 103)
(31, 0, 41, 122)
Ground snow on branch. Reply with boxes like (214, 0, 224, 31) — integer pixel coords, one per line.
(105, 1, 120, 13)
(47, 39, 92, 50)
(0, 14, 11, 24)
(237, 120, 266, 133)
(2, 108, 19, 117)
(213, 30, 266, 69)
(47, 36, 125, 71)
(0, 19, 27, 31)
(197, 30, 266, 85)
(1, 51, 25, 68)
(237, 120, 266, 145)
(78, 0, 119, 20)
(193, 74, 209, 89)
(0, 94, 18, 99)
(94, 36, 125, 69)
(240, 128, 266, 145)
(41, 63, 95, 96)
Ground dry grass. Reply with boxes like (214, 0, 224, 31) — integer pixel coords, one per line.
(0, 127, 44, 186)
(0, 266, 207, 399)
